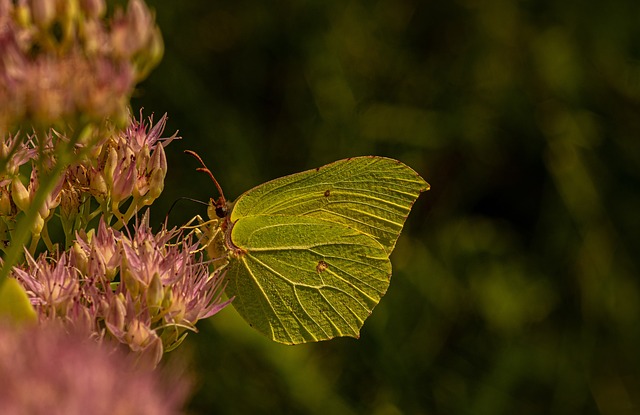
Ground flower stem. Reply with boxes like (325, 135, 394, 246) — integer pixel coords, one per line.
(0, 125, 86, 285)
(0, 155, 68, 282)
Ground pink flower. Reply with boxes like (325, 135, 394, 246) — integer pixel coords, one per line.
(0, 0, 163, 129)
(0, 131, 37, 186)
(12, 253, 79, 318)
(11, 213, 231, 367)
(0, 322, 190, 415)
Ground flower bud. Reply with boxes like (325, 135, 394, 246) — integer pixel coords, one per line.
(103, 146, 118, 187)
(84, 228, 95, 243)
(70, 241, 88, 276)
(68, 302, 95, 334)
(138, 336, 164, 369)
(126, 0, 153, 52)
(15, 3, 32, 28)
(111, 0, 153, 59)
(30, 0, 56, 29)
(11, 178, 31, 212)
(132, 173, 149, 200)
(142, 168, 164, 205)
(89, 169, 108, 199)
(31, 213, 45, 236)
(146, 272, 164, 317)
(125, 319, 154, 351)
(106, 294, 127, 335)
(137, 145, 150, 172)
(111, 157, 136, 205)
(122, 256, 139, 298)
(59, 0, 80, 40)
(0, 188, 13, 216)
(60, 186, 81, 222)
(38, 202, 49, 220)
(87, 246, 106, 279)
(80, 0, 105, 18)
(149, 142, 166, 175)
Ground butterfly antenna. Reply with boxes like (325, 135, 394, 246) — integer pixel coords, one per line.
(185, 150, 226, 203)
(167, 196, 209, 217)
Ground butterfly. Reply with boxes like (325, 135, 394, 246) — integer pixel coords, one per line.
(187, 151, 429, 344)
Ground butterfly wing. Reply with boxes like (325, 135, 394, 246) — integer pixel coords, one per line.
(230, 156, 429, 254)
(225, 156, 429, 343)
(225, 215, 390, 344)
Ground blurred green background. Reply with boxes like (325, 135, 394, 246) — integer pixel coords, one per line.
(132, 1, 640, 413)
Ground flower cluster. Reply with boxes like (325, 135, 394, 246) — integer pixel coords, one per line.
(0, 111, 174, 254)
(0, 0, 231, 409)
(12, 214, 230, 367)
(60, 110, 175, 235)
(0, 322, 190, 415)
(0, 0, 163, 131)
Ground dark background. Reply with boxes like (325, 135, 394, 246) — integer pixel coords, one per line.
(132, 1, 640, 413)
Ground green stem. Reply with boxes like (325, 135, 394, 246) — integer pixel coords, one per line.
(0, 156, 68, 282)
(41, 221, 54, 254)
(111, 201, 126, 230)
(0, 124, 87, 284)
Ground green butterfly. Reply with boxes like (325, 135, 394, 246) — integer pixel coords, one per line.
(187, 152, 429, 344)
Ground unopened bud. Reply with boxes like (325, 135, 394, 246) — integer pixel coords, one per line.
(146, 272, 164, 316)
(70, 241, 88, 275)
(31, 213, 45, 236)
(15, 3, 32, 28)
(80, 0, 105, 18)
(143, 168, 164, 205)
(125, 319, 154, 350)
(60, 187, 81, 221)
(89, 169, 108, 197)
(137, 145, 150, 170)
(160, 286, 173, 314)
(127, 0, 153, 51)
(11, 178, 30, 212)
(111, 157, 136, 204)
(59, 0, 80, 41)
(132, 176, 149, 200)
(87, 247, 106, 279)
(140, 336, 163, 369)
(30, 0, 56, 28)
(69, 303, 94, 333)
(0, 189, 13, 216)
(104, 146, 117, 187)
(149, 143, 166, 175)
(106, 294, 127, 334)
(122, 256, 139, 298)
(38, 201, 49, 220)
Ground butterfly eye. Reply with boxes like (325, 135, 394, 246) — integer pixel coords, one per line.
(214, 197, 228, 218)
(215, 205, 227, 218)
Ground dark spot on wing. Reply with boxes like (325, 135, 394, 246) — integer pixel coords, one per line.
(316, 260, 328, 273)
(324, 189, 331, 197)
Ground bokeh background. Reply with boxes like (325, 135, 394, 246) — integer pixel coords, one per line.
(132, 1, 640, 413)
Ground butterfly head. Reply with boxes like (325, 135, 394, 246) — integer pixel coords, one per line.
(208, 196, 229, 219)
